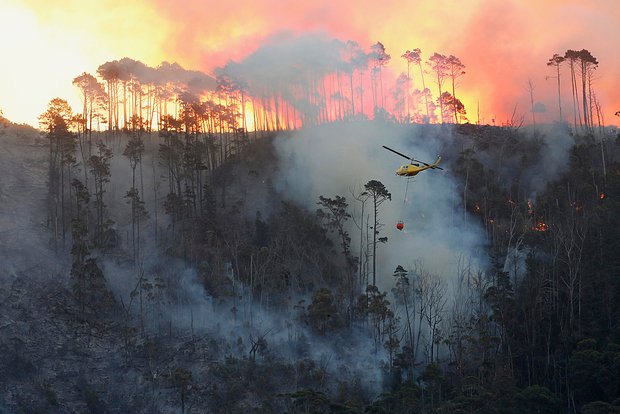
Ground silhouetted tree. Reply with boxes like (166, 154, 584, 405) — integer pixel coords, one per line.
(407, 48, 430, 121)
(317, 195, 356, 312)
(576, 49, 598, 131)
(72, 72, 107, 138)
(70, 178, 113, 318)
(401, 50, 418, 121)
(88, 141, 113, 248)
(427, 53, 450, 123)
(39, 98, 77, 248)
(123, 135, 147, 261)
(392, 265, 414, 371)
(344, 40, 367, 117)
(439, 92, 466, 125)
(547, 53, 565, 122)
(97, 60, 121, 131)
(417, 271, 446, 363)
(364, 180, 391, 286)
(446, 55, 466, 123)
(369, 42, 391, 111)
(308, 288, 338, 335)
(70, 178, 90, 316)
(366, 284, 393, 352)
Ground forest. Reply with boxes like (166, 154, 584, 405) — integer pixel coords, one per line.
(1, 43, 620, 413)
(70, 43, 604, 134)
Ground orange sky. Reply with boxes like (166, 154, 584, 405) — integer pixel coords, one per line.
(1, 0, 619, 127)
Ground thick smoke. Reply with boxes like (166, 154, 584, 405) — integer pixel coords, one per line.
(220, 31, 343, 83)
(273, 121, 489, 288)
(86, 133, 388, 390)
(522, 124, 575, 198)
(217, 31, 369, 122)
(0, 126, 67, 283)
(97, 58, 217, 96)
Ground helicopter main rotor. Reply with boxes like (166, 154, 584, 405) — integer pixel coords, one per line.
(382, 145, 443, 170)
(382, 145, 413, 161)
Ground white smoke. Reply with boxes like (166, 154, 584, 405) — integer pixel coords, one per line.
(272, 120, 488, 289)
(523, 123, 574, 199)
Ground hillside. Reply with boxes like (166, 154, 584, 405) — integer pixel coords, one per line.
(1, 118, 620, 413)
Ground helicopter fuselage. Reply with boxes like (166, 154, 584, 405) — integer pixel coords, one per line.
(395, 156, 442, 176)
(396, 164, 426, 176)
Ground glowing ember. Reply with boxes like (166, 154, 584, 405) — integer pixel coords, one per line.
(473, 203, 480, 213)
(533, 221, 548, 232)
(600, 192, 606, 200)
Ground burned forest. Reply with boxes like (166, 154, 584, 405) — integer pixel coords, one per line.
(2, 100, 620, 413)
(1, 35, 620, 413)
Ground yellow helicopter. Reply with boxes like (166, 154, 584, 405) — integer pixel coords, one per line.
(382, 145, 443, 176)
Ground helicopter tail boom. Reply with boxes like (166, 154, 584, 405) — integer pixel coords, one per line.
(430, 156, 443, 170)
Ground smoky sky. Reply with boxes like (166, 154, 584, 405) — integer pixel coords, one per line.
(4, 0, 619, 126)
(152, 0, 620, 126)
